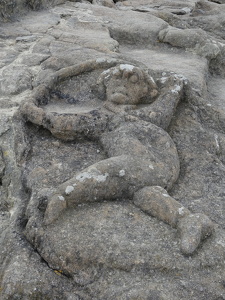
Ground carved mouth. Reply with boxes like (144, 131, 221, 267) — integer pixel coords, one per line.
(110, 92, 129, 104)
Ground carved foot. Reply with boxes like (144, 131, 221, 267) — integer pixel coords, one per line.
(44, 194, 67, 226)
(178, 213, 214, 255)
(133, 186, 214, 255)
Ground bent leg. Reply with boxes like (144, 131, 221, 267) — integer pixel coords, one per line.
(133, 186, 214, 255)
(44, 155, 130, 225)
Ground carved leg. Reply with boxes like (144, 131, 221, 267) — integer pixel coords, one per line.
(133, 186, 214, 255)
(44, 155, 130, 225)
(43, 123, 177, 226)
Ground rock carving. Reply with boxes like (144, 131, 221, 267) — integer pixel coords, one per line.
(20, 58, 214, 256)
(2, 1, 225, 297)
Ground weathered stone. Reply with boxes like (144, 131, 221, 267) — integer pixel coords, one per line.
(178, 213, 214, 255)
(93, 0, 115, 7)
(158, 26, 222, 59)
(0, 149, 5, 180)
(0, 0, 71, 21)
(133, 186, 190, 227)
(95, 64, 158, 112)
(1, 0, 225, 299)
(0, 66, 32, 95)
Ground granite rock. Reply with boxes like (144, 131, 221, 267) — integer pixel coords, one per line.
(1, 0, 225, 299)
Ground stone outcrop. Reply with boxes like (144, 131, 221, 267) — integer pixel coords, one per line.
(0, 0, 65, 21)
(1, 0, 225, 299)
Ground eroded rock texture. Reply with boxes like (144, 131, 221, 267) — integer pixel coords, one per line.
(1, 0, 225, 299)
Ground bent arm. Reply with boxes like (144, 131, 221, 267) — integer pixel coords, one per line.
(130, 75, 184, 130)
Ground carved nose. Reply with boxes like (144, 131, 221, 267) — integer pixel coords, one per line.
(114, 86, 127, 94)
(122, 70, 131, 79)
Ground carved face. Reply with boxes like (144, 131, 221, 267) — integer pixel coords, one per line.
(100, 64, 157, 105)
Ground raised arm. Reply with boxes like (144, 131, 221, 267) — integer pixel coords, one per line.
(130, 74, 184, 130)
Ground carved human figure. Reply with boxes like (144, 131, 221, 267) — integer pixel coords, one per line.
(21, 60, 214, 255)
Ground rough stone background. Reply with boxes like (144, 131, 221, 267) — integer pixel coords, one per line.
(1, 0, 225, 299)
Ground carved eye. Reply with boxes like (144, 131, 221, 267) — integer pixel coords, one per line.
(129, 74, 139, 83)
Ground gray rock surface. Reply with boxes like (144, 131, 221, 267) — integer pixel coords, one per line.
(1, 0, 225, 299)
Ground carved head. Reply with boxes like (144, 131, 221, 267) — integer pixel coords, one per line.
(96, 64, 158, 105)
